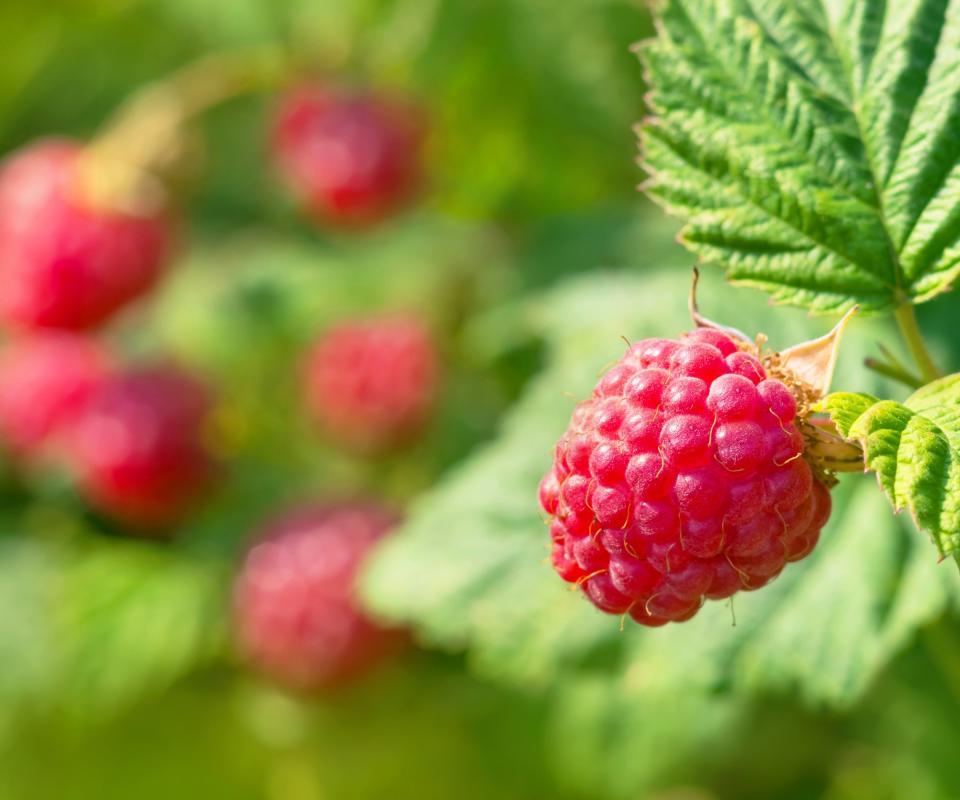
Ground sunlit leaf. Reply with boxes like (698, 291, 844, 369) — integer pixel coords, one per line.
(640, 0, 960, 313)
(825, 376, 960, 561)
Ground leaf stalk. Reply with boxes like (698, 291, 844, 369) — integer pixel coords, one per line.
(893, 304, 940, 384)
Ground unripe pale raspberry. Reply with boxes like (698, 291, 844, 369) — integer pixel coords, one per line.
(540, 328, 834, 626)
(233, 502, 404, 690)
(303, 315, 439, 453)
(0, 333, 111, 456)
(64, 366, 218, 529)
(271, 85, 424, 226)
(0, 139, 173, 330)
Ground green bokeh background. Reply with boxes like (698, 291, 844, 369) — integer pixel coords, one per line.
(1, 2, 959, 799)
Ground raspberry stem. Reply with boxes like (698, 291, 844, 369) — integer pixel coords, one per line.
(137, 47, 293, 119)
(894, 304, 940, 385)
(77, 46, 295, 213)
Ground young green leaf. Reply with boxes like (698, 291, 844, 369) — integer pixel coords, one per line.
(639, 0, 960, 313)
(824, 376, 960, 561)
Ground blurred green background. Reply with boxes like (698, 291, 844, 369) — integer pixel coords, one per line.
(1, 1, 960, 799)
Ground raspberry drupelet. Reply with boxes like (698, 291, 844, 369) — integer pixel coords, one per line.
(539, 328, 833, 627)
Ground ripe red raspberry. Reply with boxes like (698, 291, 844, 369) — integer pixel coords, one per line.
(0, 139, 173, 331)
(233, 501, 403, 690)
(0, 333, 111, 457)
(64, 366, 218, 529)
(271, 85, 424, 226)
(303, 315, 439, 453)
(539, 328, 833, 627)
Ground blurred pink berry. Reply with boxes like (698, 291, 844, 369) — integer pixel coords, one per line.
(65, 366, 218, 528)
(0, 139, 173, 330)
(271, 85, 424, 226)
(303, 315, 439, 453)
(540, 328, 833, 627)
(233, 501, 404, 690)
(0, 332, 111, 456)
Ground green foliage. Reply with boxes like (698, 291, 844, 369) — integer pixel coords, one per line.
(0, 538, 58, 738)
(640, 0, 960, 313)
(0, 0, 648, 223)
(53, 543, 227, 720)
(0, 532, 226, 728)
(363, 266, 960, 794)
(825, 377, 960, 559)
(2, 1, 960, 797)
(1, 660, 571, 800)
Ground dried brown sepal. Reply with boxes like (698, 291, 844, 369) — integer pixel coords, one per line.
(799, 418, 865, 478)
(687, 271, 864, 479)
(778, 306, 859, 400)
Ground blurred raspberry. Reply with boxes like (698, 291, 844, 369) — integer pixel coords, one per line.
(65, 365, 218, 528)
(540, 328, 833, 626)
(0, 332, 111, 456)
(271, 85, 424, 226)
(233, 501, 403, 690)
(303, 315, 439, 453)
(0, 139, 173, 330)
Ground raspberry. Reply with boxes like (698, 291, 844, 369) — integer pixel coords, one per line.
(232, 501, 403, 690)
(0, 139, 173, 330)
(303, 315, 439, 453)
(540, 328, 833, 626)
(0, 333, 111, 456)
(271, 85, 424, 226)
(64, 366, 218, 528)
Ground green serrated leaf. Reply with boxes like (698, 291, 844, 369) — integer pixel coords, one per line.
(640, 0, 960, 313)
(824, 377, 960, 560)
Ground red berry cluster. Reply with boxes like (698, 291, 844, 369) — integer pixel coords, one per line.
(0, 341, 219, 528)
(0, 333, 111, 456)
(272, 85, 424, 227)
(303, 315, 439, 453)
(0, 72, 426, 688)
(233, 502, 403, 690)
(0, 139, 172, 331)
(0, 137, 216, 528)
(255, 88, 428, 685)
(539, 328, 832, 627)
(64, 367, 218, 528)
